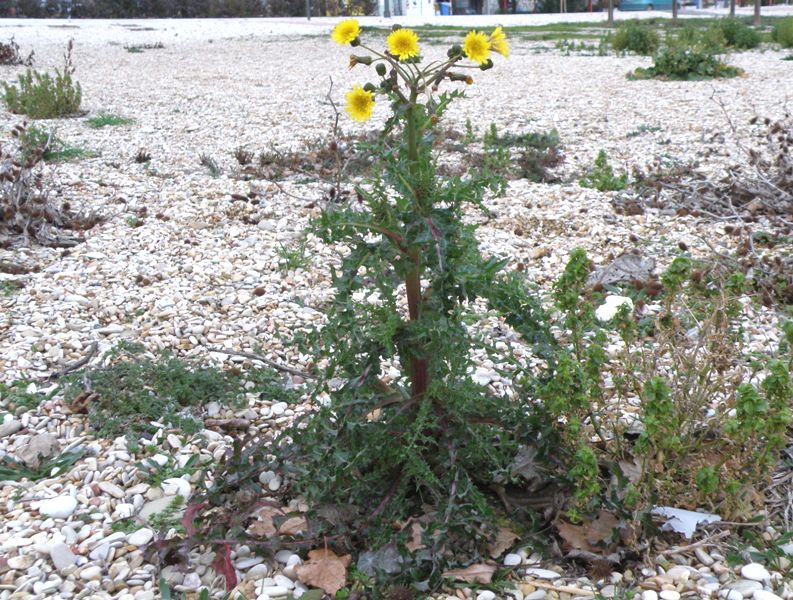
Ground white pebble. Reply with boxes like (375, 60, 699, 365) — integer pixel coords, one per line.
(741, 563, 771, 582)
(504, 553, 522, 566)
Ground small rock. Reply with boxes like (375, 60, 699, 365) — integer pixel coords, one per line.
(7, 555, 35, 570)
(79, 565, 102, 581)
(161, 478, 191, 498)
(37, 495, 78, 519)
(667, 566, 691, 583)
(722, 580, 763, 598)
(138, 496, 184, 524)
(600, 585, 616, 598)
(695, 547, 715, 566)
(18, 433, 60, 468)
(0, 420, 22, 438)
(127, 528, 155, 547)
(720, 590, 744, 600)
(98, 481, 126, 499)
(642, 591, 659, 600)
(181, 572, 201, 590)
(504, 553, 522, 567)
(740, 564, 770, 582)
(752, 591, 782, 600)
(524, 592, 546, 600)
(257, 586, 289, 598)
(524, 568, 561, 580)
(50, 542, 77, 570)
(477, 592, 496, 600)
(659, 591, 680, 600)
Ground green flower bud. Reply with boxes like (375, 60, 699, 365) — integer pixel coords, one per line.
(479, 59, 494, 71)
(351, 37, 361, 47)
(448, 72, 473, 84)
(363, 82, 377, 93)
(391, 24, 402, 31)
(447, 44, 463, 59)
(349, 55, 373, 69)
(375, 63, 387, 77)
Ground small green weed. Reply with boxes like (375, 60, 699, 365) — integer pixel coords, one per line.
(579, 149, 627, 192)
(0, 281, 22, 296)
(612, 21, 660, 55)
(126, 216, 143, 228)
(631, 47, 742, 81)
(772, 16, 793, 48)
(277, 238, 311, 271)
(136, 453, 201, 487)
(0, 379, 50, 412)
(2, 40, 81, 119)
(481, 123, 564, 183)
(198, 153, 221, 177)
(85, 113, 133, 128)
(627, 124, 662, 138)
(148, 494, 186, 534)
(59, 344, 295, 440)
(124, 42, 165, 53)
(18, 124, 89, 162)
(0, 449, 85, 482)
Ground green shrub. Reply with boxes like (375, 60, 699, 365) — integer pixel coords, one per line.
(579, 149, 627, 192)
(632, 47, 742, 80)
(1, 41, 81, 118)
(772, 16, 793, 48)
(18, 124, 88, 162)
(612, 21, 660, 55)
(709, 18, 761, 49)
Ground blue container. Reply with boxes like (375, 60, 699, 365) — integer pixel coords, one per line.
(439, 2, 451, 14)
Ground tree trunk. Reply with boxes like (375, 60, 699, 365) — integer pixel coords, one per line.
(608, 0, 614, 26)
(672, 0, 678, 23)
(753, 0, 761, 27)
(729, 0, 736, 16)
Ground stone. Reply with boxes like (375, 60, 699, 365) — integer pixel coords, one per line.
(477, 592, 497, 600)
(659, 591, 680, 600)
(50, 542, 78, 570)
(0, 419, 22, 438)
(18, 433, 60, 468)
(740, 564, 771, 582)
(181, 572, 201, 590)
(80, 565, 102, 581)
(720, 591, 744, 600)
(138, 496, 184, 524)
(504, 553, 522, 566)
(127, 528, 155, 547)
(524, 567, 561, 580)
(642, 592, 659, 600)
(695, 547, 715, 566)
(722, 580, 763, 598)
(37, 495, 78, 519)
(161, 477, 191, 498)
(98, 481, 126, 499)
(524, 592, 547, 600)
(600, 585, 616, 598)
(666, 566, 691, 582)
(89, 543, 111, 561)
(752, 592, 782, 600)
(7, 555, 35, 570)
(257, 586, 289, 598)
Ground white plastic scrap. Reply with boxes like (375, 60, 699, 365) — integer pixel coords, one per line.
(595, 295, 634, 322)
(651, 506, 721, 539)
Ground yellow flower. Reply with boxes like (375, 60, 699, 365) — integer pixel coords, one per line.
(489, 26, 509, 58)
(332, 19, 360, 45)
(345, 85, 375, 122)
(387, 28, 420, 61)
(463, 30, 491, 65)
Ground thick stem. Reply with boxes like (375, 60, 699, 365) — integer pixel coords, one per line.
(405, 96, 429, 400)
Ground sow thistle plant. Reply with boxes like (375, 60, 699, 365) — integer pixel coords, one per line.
(264, 19, 558, 588)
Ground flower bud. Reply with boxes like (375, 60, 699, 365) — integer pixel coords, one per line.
(375, 63, 387, 77)
(447, 44, 463, 59)
(350, 37, 361, 47)
(479, 59, 494, 71)
(391, 24, 402, 31)
(349, 55, 373, 69)
(448, 72, 469, 82)
(363, 82, 377, 93)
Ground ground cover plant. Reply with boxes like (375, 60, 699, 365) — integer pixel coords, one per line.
(85, 113, 134, 128)
(611, 20, 660, 55)
(1, 40, 82, 119)
(772, 16, 793, 48)
(630, 45, 742, 81)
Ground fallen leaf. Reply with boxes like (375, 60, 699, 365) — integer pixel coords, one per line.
(556, 521, 597, 553)
(488, 526, 518, 558)
(296, 548, 352, 595)
(247, 505, 284, 538)
(442, 563, 497, 584)
(586, 510, 619, 545)
(405, 520, 425, 552)
(182, 502, 206, 538)
(211, 543, 237, 591)
(278, 515, 308, 536)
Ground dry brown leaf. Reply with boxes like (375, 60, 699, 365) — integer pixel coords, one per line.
(442, 563, 497, 584)
(279, 515, 308, 536)
(556, 521, 597, 553)
(586, 510, 619, 545)
(405, 520, 425, 552)
(247, 506, 284, 538)
(488, 526, 518, 558)
(296, 548, 352, 595)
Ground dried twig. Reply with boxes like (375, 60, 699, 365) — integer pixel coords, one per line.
(47, 341, 98, 381)
(207, 347, 316, 380)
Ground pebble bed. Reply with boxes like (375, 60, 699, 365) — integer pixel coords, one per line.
(1, 16, 792, 600)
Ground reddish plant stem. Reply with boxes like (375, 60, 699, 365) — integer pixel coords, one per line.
(405, 248, 428, 400)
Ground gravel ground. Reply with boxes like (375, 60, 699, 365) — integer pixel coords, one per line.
(1, 15, 792, 600)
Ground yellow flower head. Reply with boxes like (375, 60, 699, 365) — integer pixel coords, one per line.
(332, 19, 361, 45)
(489, 26, 509, 58)
(463, 30, 491, 65)
(387, 28, 420, 61)
(345, 85, 375, 122)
